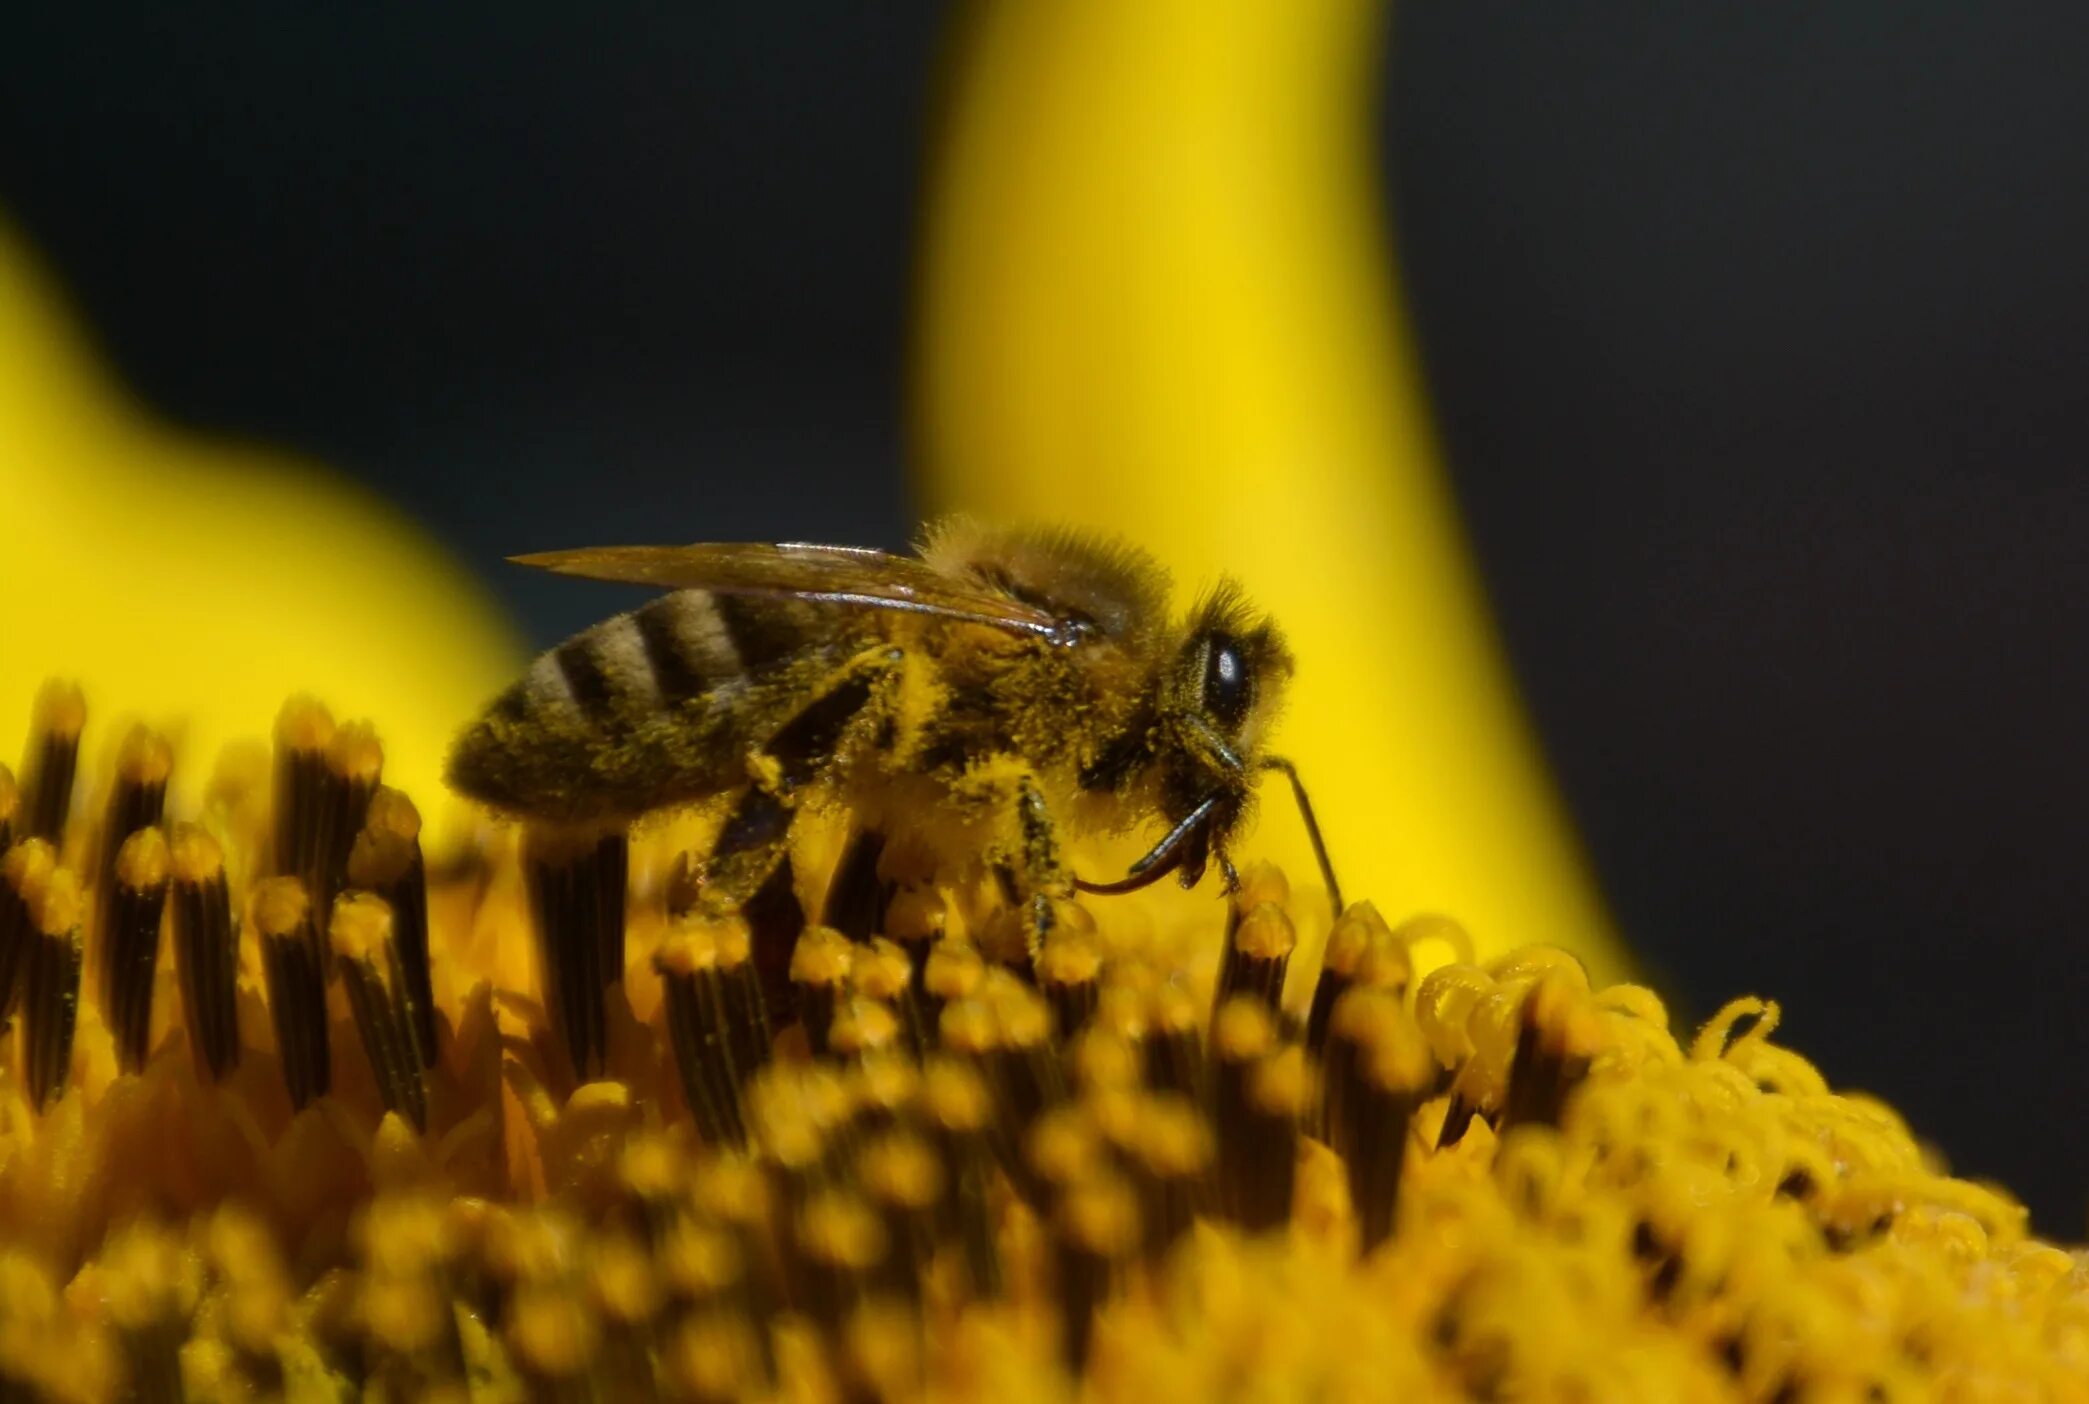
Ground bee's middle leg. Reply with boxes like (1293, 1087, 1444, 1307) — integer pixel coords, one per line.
(698, 647, 904, 915)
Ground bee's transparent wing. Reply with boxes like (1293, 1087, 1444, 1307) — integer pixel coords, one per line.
(509, 542, 1071, 641)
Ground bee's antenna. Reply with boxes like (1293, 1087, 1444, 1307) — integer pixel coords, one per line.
(1260, 757, 1343, 916)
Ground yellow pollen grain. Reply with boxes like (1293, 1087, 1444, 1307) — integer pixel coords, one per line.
(3, 837, 57, 899)
(852, 1053, 921, 1119)
(507, 1286, 600, 1378)
(790, 925, 853, 987)
(362, 785, 422, 842)
(346, 826, 415, 888)
(1150, 981, 1201, 1036)
(654, 923, 720, 977)
(922, 1058, 992, 1132)
(115, 725, 174, 786)
(1036, 932, 1103, 987)
(616, 1133, 683, 1201)
(325, 720, 385, 783)
(32, 679, 87, 741)
(938, 998, 1001, 1056)
(830, 999, 900, 1057)
(985, 970, 1051, 1047)
(1069, 1028, 1141, 1093)
(859, 1130, 944, 1210)
(1028, 1107, 1102, 1186)
(273, 694, 335, 754)
(1134, 1096, 1213, 1177)
(250, 875, 310, 938)
(797, 1190, 886, 1271)
(166, 823, 224, 884)
(692, 1156, 770, 1227)
(1059, 1173, 1141, 1258)
(360, 1273, 444, 1354)
(1233, 859, 1290, 914)
(660, 1220, 743, 1298)
(881, 883, 946, 943)
(114, 826, 169, 891)
(1213, 995, 1277, 1063)
(32, 867, 84, 937)
(924, 939, 984, 1001)
(1235, 901, 1297, 960)
(712, 916, 752, 965)
(850, 938, 913, 1001)
(329, 892, 395, 965)
(588, 1233, 660, 1326)
(1248, 1045, 1313, 1118)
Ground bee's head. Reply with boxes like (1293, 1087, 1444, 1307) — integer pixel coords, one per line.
(1146, 582, 1294, 886)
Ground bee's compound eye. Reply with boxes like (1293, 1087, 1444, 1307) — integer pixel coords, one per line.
(1203, 635, 1252, 732)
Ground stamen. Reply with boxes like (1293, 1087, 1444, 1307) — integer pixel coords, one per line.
(665, 1310, 768, 1404)
(314, 719, 384, 923)
(711, 914, 772, 1087)
(505, 1282, 601, 1397)
(523, 824, 629, 1083)
(857, 1128, 943, 1306)
(250, 875, 330, 1111)
(0, 837, 58, 1017)
(793, 1188, 887, 1334)
(921, 938, 984, 1043)
(656, 919, 747, 1148)
(1052, 1170, 1140, 1374)
(347, 786, 435, 1064)
(789, 925, 854, 1059)
(1304, 900, 1406, 1061)
(20, 680, 86, 845)
(1143, 980, 1206, 1101)
(1211, 996, 1287, 1229)
(829, 997, 901, 1063)
(330, 892, 430, 1132)
(1214, 898, 1296, 1022)
(1125, 1092, 1210, 1263)
(102, 827, 171, 1074)
(22, 867, 84, 1112)
(169, 823, 241, 1082)
(1501, 975, 1603, 1132)
(270, 695, 335, 894)
(1326, 989, 1433, 1254)
(740, 853, 805, 1029)
(920, 1056, 1000, 1300)
(1036, 929, 1103, 1039)
(849, 937, 928, 1059)
(94, 726, 171, 936)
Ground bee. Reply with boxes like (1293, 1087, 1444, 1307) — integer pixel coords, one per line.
(448, 519, 1339, 925)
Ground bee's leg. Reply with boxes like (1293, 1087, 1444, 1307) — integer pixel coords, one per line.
(698, 647, 905, 915)
(958, 754, 1072, 954)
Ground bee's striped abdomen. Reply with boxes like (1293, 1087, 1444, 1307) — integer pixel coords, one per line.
(452, 590, 839, 820)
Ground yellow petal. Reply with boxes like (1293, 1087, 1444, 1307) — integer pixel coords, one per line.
(913, 0, 1623, 978)
(0, 219, 526, 830)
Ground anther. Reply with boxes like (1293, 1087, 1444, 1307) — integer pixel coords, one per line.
(22, 867, 85, 1111)
(251, 875, 331, 1111)
(656, 919, 747, 1148)
(169, 823, 240, 1082)
(789, 925, 854, 1058)
(330, 892, 429, 1132)
(0, 837, 58, 1017)
(102, 826, 171, 1073)
(523, 824, 629, 1084)
(20, 680, 85, 845)
(347, 786, 435, 1064)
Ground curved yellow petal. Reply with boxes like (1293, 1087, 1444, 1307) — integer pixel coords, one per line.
(0, 218, 525, 829)
(913, 0, 1624, 978)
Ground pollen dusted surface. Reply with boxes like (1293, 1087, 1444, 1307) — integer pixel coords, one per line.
(0, 685, 2084, 1402)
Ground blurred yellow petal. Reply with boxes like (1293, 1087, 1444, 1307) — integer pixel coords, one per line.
(913, 0, 1623, 978)
(0, 218, 524, 830)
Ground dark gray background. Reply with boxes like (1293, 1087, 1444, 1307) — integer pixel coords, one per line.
(5, 5, 2085, 1229)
